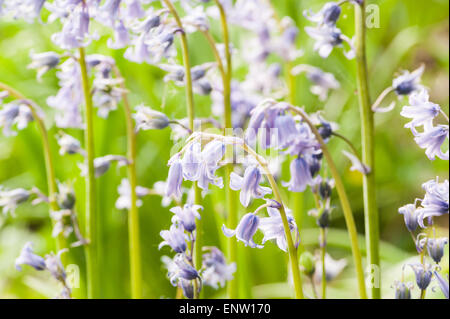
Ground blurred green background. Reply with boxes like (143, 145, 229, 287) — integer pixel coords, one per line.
(0, 0, 448, 299)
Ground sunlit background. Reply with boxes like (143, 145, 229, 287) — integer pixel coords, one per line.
(0, 0, 448, 298)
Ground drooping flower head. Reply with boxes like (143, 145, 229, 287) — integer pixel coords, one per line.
(393, 65, 424, 96)
(15, 242, 46, 271)
(229, 165, 272, 207)
(222, 213, 263, 248)
(202, 247, 236, 289)
(259, 206, 299, 252)
(170, 204, 202, 233)
(159, 223, 188, 254)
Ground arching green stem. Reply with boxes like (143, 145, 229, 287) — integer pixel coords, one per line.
(0, 82, 65, 254)
(288, 105, 367, 299)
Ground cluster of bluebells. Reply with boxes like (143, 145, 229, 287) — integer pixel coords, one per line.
(15, 242, 71, 298)
(393, 66, 449, 299)
(159, 202, 235, 298)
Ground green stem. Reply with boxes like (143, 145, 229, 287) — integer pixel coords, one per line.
(288, 105, 367, 299)
(241, 144, 304, 299)
(0, 83, 65, 253)
(212, 0, 239, 299)
(114, 67, 142, 299)
(78, 47, 99, 299)
(320, 228, 327, 299)
(354, 1, 380, 299)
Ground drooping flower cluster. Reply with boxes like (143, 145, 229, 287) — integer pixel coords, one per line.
(15, 242, 71, 298)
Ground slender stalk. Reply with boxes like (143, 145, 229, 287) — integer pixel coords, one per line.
(211, 0, 239, 299)
(0, 83, 65, 253)
(113, 67, 142, 299)
(354, 1, 380, 299)
(240, 144, 304, 299)
(288, 105, 367, 299)
(78, 47, 99, 299)
(320, 228, 327, 299)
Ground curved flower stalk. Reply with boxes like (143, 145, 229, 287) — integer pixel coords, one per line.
(0, 82, 67, 254)
(167, 131, 304, 298)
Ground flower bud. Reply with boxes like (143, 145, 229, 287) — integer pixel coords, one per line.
(317, 209, 330, 229)
(300, 251, 315, 276)
(133, 105, 169, 131)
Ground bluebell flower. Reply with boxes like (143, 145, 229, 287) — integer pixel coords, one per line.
(409, 263, 433, 290)
(170, 204, 202, 233)
(426, 237, 448, 264)
(45, 249, 68, 283)
(181, 142, 201, 181)
(273, 114, 298, 149)
(107, 20, 130, 49)
(2, 0, 46, 22)
(115, 178, 150, 210)
(313, 253, 347, 283)
(400, 89, 441, 134)
(202, 247, 236, 289)
(133, 105, 170, 131)
(166, 156, 184, 199)
(258, 207, 299, 252)
(27, 51, 60, 81)
(0, 102, 34, 136)
(159, 223, 188, 254)
(196, 140, 225, 191)
(56, 131, 85, 156)
(15, 242, 46, 271)
(393, 281, 413, 299)
(392, 65, 424, 96)
(304, 2, 341, 27)
(342, 150, 371, 175)
(229, 166, 272, 207)
(124, 0, 145, 20)
(434, 271, 449, 299)
(291, 64, 340, 101)
(283, 157, 313, 193)
(417, 178, 449, 228)
(78, 155, 129, 178)
(222, 213, 263, 248)
(413, 125, 449, 160)
(47, 58, 84, 129)
(305, 25, 354, 59)
(398, 203, 420, 232)
(0, 187, 30, 216)
(164, 254, 199, 286)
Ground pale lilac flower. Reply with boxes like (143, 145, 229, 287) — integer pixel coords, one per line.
(133, 105, 170, 131)
(196, 140, 225, 191)
(342, 150, 371, 175)
(56, 131, 85, 156)
(434, 271, 449, 299)
(181, 142, 202, 181)
(305, 25, 350, 59)
(313, 253, 347, 283)
(393, 65, 425, 96)
(259, 207, 299, 252)
(222, 213, 263, 248)
(15, 242, 46, 271)
(398, 203, 420, 232)
(0, 102, 33, 136)
(291, 64, 340, 101)
(426, 237, 448, 264)
(50, 209, 73, 238)
(163, 254, 199, 286)
(27, 51, 60, 80)
(3, 0, 46, 22)
(159, 223, 188, 254)
(400, 89, 440, 134)
(0, 187, 30, 216)
(202, 247, 236, 289)
(229, 166, 272, 207)
(152, 181, 174, 207)
(166, 155, 184, 199)
(47, 58, 84, 129)
(79, 155, 129, 177)
(417, 178, 449, 228)
(304, 2, 341, 27)
(273, 114, 298, 149)
(107, 20, 130, 49)
(413, 125, 449, 160)
(409, 263, 433, 290)
(45, 249, 68, 283)
(393, 281, 413, 299)
(283, 157, 313, 193)
(124, 0, 145, 19)
(115, 178, 150, 210)
(170, 204, 202, 233)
